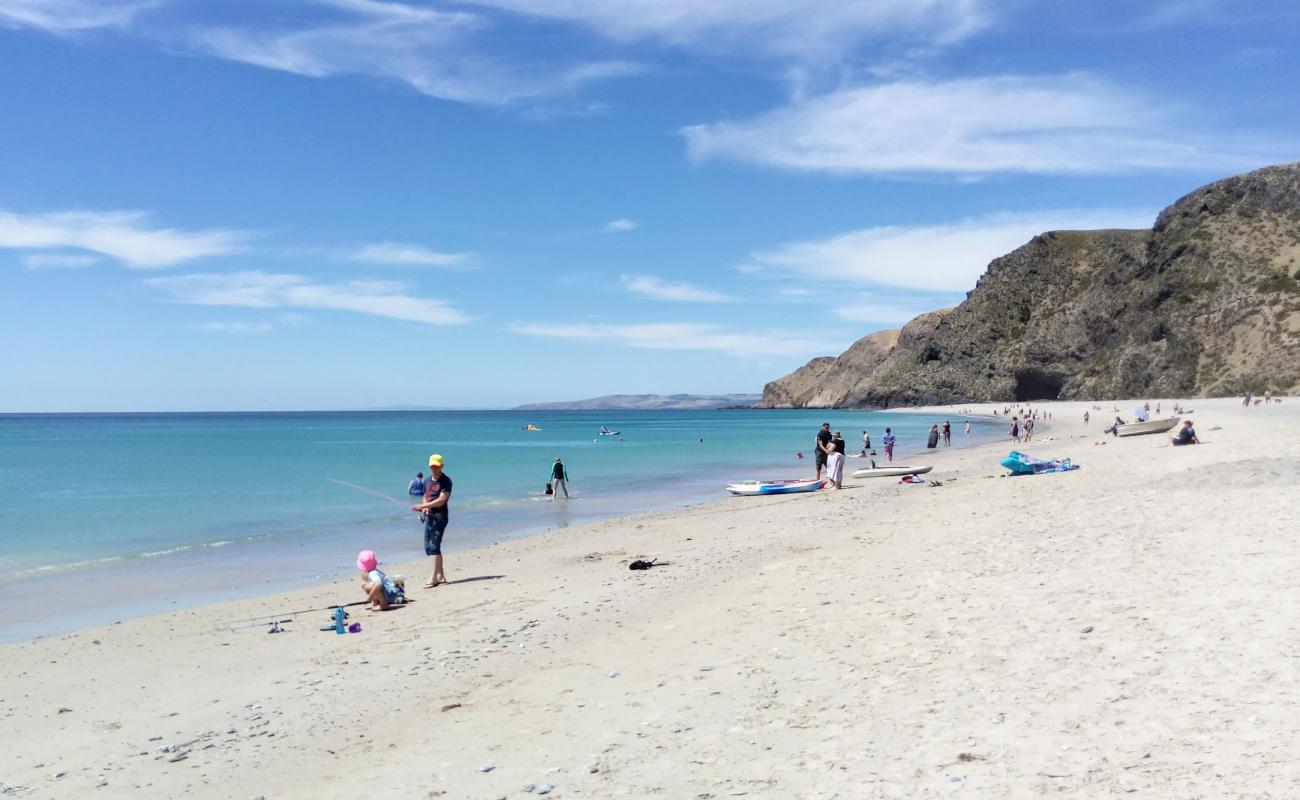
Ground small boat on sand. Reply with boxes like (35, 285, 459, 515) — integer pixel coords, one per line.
(726, 478, 826, 496)
(850, 465, 932, 479)
(1116, 417, 1180, 437)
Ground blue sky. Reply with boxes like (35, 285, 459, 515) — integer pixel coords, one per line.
(1, 0, 1296, 411)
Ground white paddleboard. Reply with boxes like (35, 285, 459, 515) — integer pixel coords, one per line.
(850, 465, 932, 479)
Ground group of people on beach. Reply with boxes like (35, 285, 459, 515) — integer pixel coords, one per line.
(811, 416, 976, 484)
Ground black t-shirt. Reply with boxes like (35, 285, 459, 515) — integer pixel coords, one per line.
(424, 473, 453, 515)
(551, 461, 567, 480)
(816, 429, 832, 449)
(831, 436, 845, 454)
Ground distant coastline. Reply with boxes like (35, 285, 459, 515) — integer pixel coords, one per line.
(514, 393, 760, 411)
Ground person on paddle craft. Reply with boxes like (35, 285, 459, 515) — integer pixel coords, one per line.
(411, 454, 452, 589)
(357, 550, 406, 611)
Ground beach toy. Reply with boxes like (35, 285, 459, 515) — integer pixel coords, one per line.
(333, 606, 347, 634)
(357, 550, 377, 572)
(348, 622, 361, 633)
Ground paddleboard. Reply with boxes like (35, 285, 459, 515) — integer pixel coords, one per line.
(725, 478, 825, 496)
(850, 465, 932, 479)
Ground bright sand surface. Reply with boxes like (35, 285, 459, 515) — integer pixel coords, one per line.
(4, 397, 1298, 798)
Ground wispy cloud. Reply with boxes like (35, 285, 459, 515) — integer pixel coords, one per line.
(684, 75, 1293, 175)
(829, 293, 956, 326)
(21, 252, 100, 270)
(619, 274, 732, 303)
(507, 320, 832, 357)
(147, 270, 472, 325)
(188, 320, 277, 334)
(189, 0, 641, 107)
(601, 218, 638, 233)
(349, 242, 469, 267)
(462, 0, 990, 58)
(0, 210, 246, 268)
(744, 209, 1157, 292)
(0, 0, 157, 33)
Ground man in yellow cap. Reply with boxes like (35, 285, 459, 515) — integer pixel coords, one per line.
(411, 453, 452, 588)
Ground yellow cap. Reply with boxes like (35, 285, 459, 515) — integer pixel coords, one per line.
(428, 454, 444, 467)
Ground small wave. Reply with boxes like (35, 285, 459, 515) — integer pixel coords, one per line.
(141, 545, 194, 558)
(8, 555, 125, 578)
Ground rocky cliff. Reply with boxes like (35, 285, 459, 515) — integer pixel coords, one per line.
(759, 162, 1300, 407)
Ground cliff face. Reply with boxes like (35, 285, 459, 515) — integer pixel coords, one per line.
(757, 329, 900, 408)
(759, 162, 1300, 408)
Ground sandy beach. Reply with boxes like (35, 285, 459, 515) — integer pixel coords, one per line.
(4, 397, 1298, 799)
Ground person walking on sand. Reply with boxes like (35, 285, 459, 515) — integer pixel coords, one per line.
(1084, 411, 1090, 425)
(550, 457, 569, 500)
(411, 453, 452, 589)
(942, 421, 952, 446)
(814, 422, 832, 480)
(882, 428, 896, 462)
(1023, 415, 1034, 442)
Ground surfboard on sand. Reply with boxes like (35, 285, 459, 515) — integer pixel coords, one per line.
(850, 465, 932, 479)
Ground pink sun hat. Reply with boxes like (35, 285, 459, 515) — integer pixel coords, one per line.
(356, 550, 378, 572)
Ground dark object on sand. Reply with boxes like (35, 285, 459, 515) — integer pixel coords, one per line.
(628, 559, 659, 570)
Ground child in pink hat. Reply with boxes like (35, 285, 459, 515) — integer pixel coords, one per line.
(357, 550, 406, 611)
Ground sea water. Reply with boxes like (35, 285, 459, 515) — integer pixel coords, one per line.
(0, 409, 998, 639)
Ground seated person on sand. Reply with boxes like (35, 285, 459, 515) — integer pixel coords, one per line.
(357, 550, 406, 611)
(1170, 420, 1200, 446)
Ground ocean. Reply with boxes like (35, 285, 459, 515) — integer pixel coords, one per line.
(0, 409, 999, 640)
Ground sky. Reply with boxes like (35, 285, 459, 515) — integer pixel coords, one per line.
(0, 0, 1297, 411)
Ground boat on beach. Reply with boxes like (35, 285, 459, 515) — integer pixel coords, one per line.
(1116, 417, 1180, 437)
(725, 478, 826, 496)
(850, 464, 932, 479)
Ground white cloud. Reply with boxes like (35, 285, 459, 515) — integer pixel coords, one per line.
(21, 252, 100, 269)
(189, 321, 277, 334)
(830, 298, 947, 326)
(602, 218, 638, 233)
(0, 0, 156, 32)
(0, 210, 246, 268)
(619, 274, 732, 303)
(462, 0, 990, 58)
(147, 270, 472, 325)
(350, 242, 468, 267)
(191, 0, 641, 107)
(744, 209, 1156, 292)
(683, 75, 1292, 175)
(507, 320, 833, 357)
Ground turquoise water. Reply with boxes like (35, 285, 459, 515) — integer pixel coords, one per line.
(0, 410, 996, 639)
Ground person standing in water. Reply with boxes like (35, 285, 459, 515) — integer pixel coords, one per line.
(407, 472, 425, 496)
(411, 454, 452, 589)
(964, 420, 971, 436)
(550, 457, 569, 500)
(861, 430, 871, 455)
(942, 421, 952, 446)
(882, 428, 896, 462)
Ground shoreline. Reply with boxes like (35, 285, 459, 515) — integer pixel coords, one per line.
(2, 412, 1003, 644)
(9, 397, 1292, 798)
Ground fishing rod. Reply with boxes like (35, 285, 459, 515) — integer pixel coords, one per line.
(326, 477, 412, 509)
(230, 599, 371, 625)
